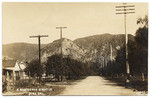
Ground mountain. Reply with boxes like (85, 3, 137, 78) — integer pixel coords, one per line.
(2, 34, 134, 64)
(74, 34, 125, 49)
(41, 34, 134, 63)
(41, 38, 86, 62)
(2, 43, 46, 61)
(73, 34, 134, 63)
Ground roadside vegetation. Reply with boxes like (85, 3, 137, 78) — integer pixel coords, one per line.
(98, 15, 148, 91)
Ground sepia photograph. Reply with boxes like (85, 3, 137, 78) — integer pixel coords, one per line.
(1, 1, 148, 96)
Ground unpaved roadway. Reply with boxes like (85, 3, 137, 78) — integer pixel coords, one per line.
(60, 76, 140, 95)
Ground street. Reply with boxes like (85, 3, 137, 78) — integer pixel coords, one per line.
(60, 76, 139, 95)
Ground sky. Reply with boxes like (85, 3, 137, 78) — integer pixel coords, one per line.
(2, 2, 148, 44)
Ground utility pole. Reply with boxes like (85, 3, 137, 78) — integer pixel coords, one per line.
(103, 56, 105, 68)
(116, 3, 135, 85)
(29, 35, 48, 83)
(110, 44, 113, 61)
(56, 27, 67, 81)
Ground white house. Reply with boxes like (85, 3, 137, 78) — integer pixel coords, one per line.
(2, 60, 27, 80)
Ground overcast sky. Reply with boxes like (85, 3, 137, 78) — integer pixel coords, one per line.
(2, 2, 148, 44)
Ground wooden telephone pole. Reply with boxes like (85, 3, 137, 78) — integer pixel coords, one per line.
(110, 44, 113, 62)
(56, 27, 67, 81)
(29, 35, 48, 83)
(116, 3, 135, 84)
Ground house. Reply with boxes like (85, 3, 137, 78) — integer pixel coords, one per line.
(18, 61, 28, 79)
(2, 59, 28, 91)
(2, 60, 27, 81)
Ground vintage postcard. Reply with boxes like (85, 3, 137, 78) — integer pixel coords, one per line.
(2, 2, 148, 96)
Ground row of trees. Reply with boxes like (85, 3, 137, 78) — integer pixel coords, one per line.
(45, 55, 90, 81)
(99, 15, 148, 80)
(25, 54, 92, 81)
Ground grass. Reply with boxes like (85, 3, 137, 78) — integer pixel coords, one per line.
(3, 78, 67, 96)
(3, 76, 83, 96)
(9, 83, 66, 96)
(104, 76, 148, 91)
(21, 85, 66, 95)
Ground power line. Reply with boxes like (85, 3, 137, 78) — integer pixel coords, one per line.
(29, 35, 48, 83)
(56, 27, 67, 57)
(56, 27, 67, 81)
(116, 3, 135, 85)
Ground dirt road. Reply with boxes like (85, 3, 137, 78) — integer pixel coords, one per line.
(60, 76, 140, 95)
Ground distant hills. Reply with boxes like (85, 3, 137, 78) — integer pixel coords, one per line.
(2, 43, 46, 61)
(2, 34, 134, 64)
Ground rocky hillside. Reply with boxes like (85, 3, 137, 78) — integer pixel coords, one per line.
(2, 34, 134, 64)
(74, 34, 134, 63)
(41, 38, 86, 62)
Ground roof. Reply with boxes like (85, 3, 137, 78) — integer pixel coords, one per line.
(19, 62, 26, 70)
(2, 60, 17, 68)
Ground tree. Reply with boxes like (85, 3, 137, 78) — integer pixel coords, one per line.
(137, 15, 148, 28)
(45, 54, 62, 81)
(97, 15, 148, 81)
(124, 15, 148, 80)
(45, 54, 89, 81)
(25, 60, 43, 78)
(134, 15, 148, 81)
